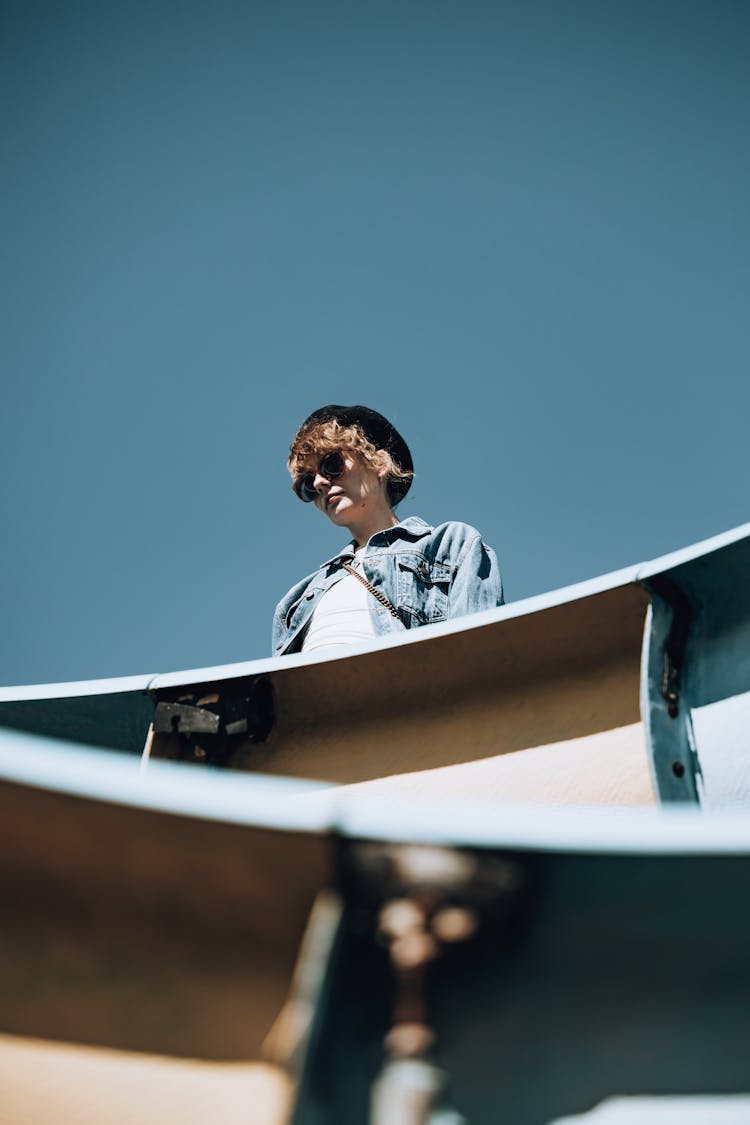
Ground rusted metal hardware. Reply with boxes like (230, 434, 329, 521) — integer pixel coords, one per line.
(346, 842, 528, 1125)
(151, 675, 275, 765)
(153, 701, 221, 736)
(643, 575, 692, 719)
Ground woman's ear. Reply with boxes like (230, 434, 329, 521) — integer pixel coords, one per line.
(374, 449, 392, 482)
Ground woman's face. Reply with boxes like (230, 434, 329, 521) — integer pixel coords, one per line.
(303, 449, 389, 530)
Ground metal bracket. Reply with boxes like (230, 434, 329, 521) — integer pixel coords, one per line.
(153, 701, 221, 736)
(152, 675, 275, 765)
(342, 841, 531, 1125)
(640, 578, 701, 802)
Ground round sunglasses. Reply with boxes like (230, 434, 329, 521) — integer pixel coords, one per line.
(293, 450, 346, 503)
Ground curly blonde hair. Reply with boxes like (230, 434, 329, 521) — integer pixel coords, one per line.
(288, 419, 412, 502)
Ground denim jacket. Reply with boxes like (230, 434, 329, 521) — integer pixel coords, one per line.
(272, 516, 503, 656)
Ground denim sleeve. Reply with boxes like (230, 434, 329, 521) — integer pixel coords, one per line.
(448, 532, 504, 618)
(271, 601, 285, 654)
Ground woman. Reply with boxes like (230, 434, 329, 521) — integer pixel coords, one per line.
(272, 404, 504, 655)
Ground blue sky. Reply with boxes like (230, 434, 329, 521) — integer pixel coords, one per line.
(1, 0, 748, 685)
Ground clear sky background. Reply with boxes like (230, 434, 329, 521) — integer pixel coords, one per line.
(2, 0, 748, 686)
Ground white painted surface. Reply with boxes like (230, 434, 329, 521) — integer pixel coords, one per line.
(692, 690, 750, 809)
(0, 671, 155, 701)
(4, 727, 750, 855)
(550, 1095, 750, 1124)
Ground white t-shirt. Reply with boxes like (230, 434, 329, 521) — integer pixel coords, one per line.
(301, 548, 378, 652)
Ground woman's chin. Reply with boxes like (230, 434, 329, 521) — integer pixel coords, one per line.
(325, 499, 350, 524)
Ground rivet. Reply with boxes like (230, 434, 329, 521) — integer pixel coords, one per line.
(379, 899, 424, 939)
(431, 906, 478, 944)
(384, 1023, 436, 1058)
(672, 761, 685, 779)
(391, 931, 439, 969)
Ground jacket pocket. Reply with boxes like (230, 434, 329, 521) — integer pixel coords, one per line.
(285, 584, 322, 629)
(397, 555, 452, 627)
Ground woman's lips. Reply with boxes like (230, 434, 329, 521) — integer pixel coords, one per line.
(326, 492, 344, 507)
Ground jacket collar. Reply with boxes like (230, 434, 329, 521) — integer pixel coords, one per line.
(321, 515, 432, 568)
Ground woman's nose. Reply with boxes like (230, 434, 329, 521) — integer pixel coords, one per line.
(313, 471, 330, 492)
